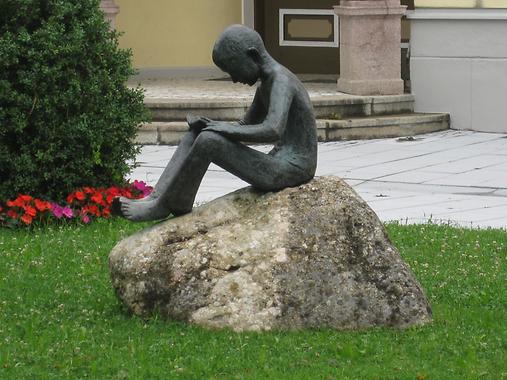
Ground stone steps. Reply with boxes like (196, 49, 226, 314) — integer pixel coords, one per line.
(317, 113, 450, 141)
(136, 113, 450, 145)
(144, 94, 415, 122)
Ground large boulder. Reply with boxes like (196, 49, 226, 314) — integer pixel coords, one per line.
(109, 176, 431, 331)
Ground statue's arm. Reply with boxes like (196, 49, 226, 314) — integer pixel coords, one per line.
(187, 114, 212, 132)
(240, 87, 265, 125)
(204, 77, 293, 143)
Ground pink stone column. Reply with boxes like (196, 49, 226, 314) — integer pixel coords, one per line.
(100, 0, 120, 29)
(334, 0, 407, 95)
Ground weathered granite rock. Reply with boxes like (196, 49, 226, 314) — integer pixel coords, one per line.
(109, 176, 431, 331)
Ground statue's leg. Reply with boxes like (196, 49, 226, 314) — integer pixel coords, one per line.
(200, 134, 309, 191)
(119, 131, 307, 222)
(155, 131, 308, 215)
(130, 129, 199, 203)
(117, 130, 210, 221)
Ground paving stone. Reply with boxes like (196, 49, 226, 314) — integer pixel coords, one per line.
(129, 130, 507, 229)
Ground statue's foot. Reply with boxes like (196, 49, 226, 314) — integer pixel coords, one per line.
(121, 193, 157, 204)
(113, 196, 171, 222)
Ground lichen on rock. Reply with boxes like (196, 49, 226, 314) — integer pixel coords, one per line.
(109, 176, 431, 331)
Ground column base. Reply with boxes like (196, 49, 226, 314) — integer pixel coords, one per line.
(337, 78, 404, 96)
(100, 0, 119, 29)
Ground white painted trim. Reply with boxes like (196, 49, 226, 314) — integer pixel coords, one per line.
(279, 9, 339, 48)
(407, 8, 507, 20)
(242, 0, 255, 29)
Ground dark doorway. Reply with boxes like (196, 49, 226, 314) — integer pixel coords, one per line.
(255, 0, 340, 74)
(254, 0, 414, 77)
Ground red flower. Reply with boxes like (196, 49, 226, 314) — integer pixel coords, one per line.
(23, 205, 37, 217)
(84, 204, 100, 217)
(91, 192, 104, 205)
(34, 199, 51, 212)
(121, 189, 133, 199)
(67, 190, 86, 204)
(0, 181, 151, 227)
(7, 210, 18, 219)
(8, 197, 24, 207)
(19, 195, 33, 202)
(108, 187, 121, 196)
(106, 187, 121, 204)
(20, 214, 33, 225)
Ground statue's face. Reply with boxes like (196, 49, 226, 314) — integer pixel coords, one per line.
(216, 50, 260, 86)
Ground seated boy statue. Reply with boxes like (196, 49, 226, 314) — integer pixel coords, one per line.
(115, 24, 317, 222)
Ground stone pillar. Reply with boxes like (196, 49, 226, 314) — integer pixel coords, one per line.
(334, 0, 406, 95)
(100, 0, 120, 29)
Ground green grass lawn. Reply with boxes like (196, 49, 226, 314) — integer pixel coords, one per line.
(0, 220, 506, 379)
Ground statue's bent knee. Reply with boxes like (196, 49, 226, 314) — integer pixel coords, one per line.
(194, 130, 226, 155)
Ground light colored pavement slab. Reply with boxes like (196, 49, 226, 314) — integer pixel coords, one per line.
(129, 130, 507, 229)
(130, 76, 342, 101)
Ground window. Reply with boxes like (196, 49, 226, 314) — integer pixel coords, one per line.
(279, 9, 339, 48)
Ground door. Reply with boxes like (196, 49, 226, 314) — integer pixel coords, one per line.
(255, 0, 340, 74)
(254, 0, 415, 76)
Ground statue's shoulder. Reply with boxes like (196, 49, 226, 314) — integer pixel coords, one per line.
(271, 67, 301, 93)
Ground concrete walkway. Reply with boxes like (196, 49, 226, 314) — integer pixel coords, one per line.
(131, 75, 341, 101)
(130, 130, 507, 229)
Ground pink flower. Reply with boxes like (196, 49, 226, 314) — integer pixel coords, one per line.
(0, 180, 154, 227)
(51, 203, 64, 219)
(133, 180, 144, 190)
(62, 206, 74, 218)
(81, 213, 90, 224)
(133, 180, 153, 197)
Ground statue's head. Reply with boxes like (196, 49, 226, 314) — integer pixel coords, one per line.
(212, 25, 266, 86)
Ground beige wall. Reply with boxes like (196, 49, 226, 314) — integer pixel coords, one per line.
(115, 0, 242, 69)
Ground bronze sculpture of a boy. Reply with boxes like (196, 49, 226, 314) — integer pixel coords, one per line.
(115, 25, 317, 221)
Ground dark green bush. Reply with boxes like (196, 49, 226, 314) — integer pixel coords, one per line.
(0, 0, 149, 203)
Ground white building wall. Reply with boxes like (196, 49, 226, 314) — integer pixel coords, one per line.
(408, 9, 507, 133)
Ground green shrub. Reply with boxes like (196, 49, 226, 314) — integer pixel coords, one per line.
(0, 0, 149, 203)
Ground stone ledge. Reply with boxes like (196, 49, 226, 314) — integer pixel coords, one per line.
(145, 94, 415, 122)
(319, 113, 449, 141)
(135, 113, 449, 145)
(337, 78, 405, 97)
(145, 99, 251, 109)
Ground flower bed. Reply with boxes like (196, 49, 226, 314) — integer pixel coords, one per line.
(0, 180, 152, 227)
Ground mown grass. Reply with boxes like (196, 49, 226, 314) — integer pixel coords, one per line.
(0, 220, 506, 379)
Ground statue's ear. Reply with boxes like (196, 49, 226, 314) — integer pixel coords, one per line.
(247, 47, 261, 64)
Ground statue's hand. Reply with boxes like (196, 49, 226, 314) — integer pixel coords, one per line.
(203, 121, 234, 135)
(187, 115, 211, 132)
